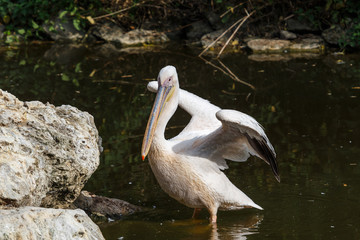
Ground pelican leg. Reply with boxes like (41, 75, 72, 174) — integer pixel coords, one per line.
(208, 206, 218, 224)
(210, 215, 217, 223)
(192, 208, 202, 219)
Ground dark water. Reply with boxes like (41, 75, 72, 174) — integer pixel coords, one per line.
(1, 44, 359, 240)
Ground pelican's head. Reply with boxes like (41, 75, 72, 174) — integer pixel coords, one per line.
(157, 65, 178, 86)
(141, 66, 179, 160)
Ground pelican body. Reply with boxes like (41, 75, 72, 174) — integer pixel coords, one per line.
(141, 66, 279, 223)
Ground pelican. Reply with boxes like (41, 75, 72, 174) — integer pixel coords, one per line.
(141, 66, 279, 223)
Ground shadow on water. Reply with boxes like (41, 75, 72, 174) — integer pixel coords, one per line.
(0, 43, 359, 239)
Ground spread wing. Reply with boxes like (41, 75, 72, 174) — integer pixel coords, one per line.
(147, 81, 280, 182)
(188, 109, 280, 182)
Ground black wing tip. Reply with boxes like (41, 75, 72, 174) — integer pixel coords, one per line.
(275, 173, 281, 183)
(269, 157, 280, 183)
(268, 153, 280, 182)
(245, 133, 280, 183)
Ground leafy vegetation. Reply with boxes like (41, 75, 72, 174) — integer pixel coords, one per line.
(1, 0, 360, 48)
(293, 0, 360, 48)
(0, 0, 101, 42)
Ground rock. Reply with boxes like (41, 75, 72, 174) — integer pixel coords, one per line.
(0, 32, 25, 45)
(287, 18, 317, 32)
(186, 20, 213, 40)
(205, 12, 223, 30)
(118, 29, 169, 46)
(247, 38, 324, 53)
(289, 37, 324, 51)
(163, 23, 184, 41)
(140, 20, 183, 40)
(280, 30, 297, 40)
(43, 16, 85, 42)
(91, 22, 125, 42)
(247, 39, 291, 52)
(0, 89, 101, 208)
(0, 207, 104, 239)
(200, 29, 230, 48)
(322, 25, 345, 45)
(74, 191, 144, 219)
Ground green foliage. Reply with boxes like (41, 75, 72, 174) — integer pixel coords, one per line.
(1, 0, 360, 49)
(340, 21, 360, 48)
(336, 0, 360, 48)
(0, 0, 101, 42)
(295, 6, 323, 29)
(292, 0, 360, 48)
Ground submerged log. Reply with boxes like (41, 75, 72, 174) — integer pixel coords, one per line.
(74, 191, 144, 220)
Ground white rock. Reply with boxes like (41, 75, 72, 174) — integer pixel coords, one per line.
(0, 89, 101, 208)
(118, 29, 169, 46)
(0, 207, 104, 240)
(247, 39, 291, 52)
(247, 38, 324, 53)
(280, 30, 297, 40)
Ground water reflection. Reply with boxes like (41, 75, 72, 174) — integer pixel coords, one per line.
(99, 212, 263, 240)
(211, 214, 262, 240)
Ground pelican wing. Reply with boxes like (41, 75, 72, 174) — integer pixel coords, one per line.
(188, 109, 280, 182)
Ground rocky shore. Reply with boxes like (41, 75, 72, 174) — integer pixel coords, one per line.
(0, 11, 346, 56)
(0, 89, 143, 239)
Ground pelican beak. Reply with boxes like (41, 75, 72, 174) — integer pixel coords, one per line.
(141, 83, 174, 160)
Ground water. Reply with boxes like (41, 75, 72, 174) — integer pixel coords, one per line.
(0, 44, 359, 240)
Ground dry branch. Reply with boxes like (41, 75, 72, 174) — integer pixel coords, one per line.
(199, 10, 255, 58)
(93, 2, 144, 20)
(199, 56, 255, 90)
(216, 10, 254, 58)
(220, 2, 245, 18)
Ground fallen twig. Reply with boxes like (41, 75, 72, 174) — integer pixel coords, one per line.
(93, 2, 143, 20)
(220, 2, 245, 18)
(199, 9, 255, 58)
(199, 56, 255, 90)
(216, 10, 254, 58)
(217, 59, 255, 89)
(198, 16, 246, 57)
(217, 60, 239, 81)
(284, 14, 295, 21)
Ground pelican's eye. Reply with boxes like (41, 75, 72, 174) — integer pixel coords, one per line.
(168, 77, 172, 82)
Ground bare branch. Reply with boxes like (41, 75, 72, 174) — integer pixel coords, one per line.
(199, 56, 255, 90)
(93, 2, 144, 20)
(216, 10, 255, 58)
(217, 59, 255, 90)
(220, 2, 245, 18)
(199, 10, 255, 58)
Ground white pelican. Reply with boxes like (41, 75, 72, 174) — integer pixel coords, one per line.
(141, 66, 279, 223)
